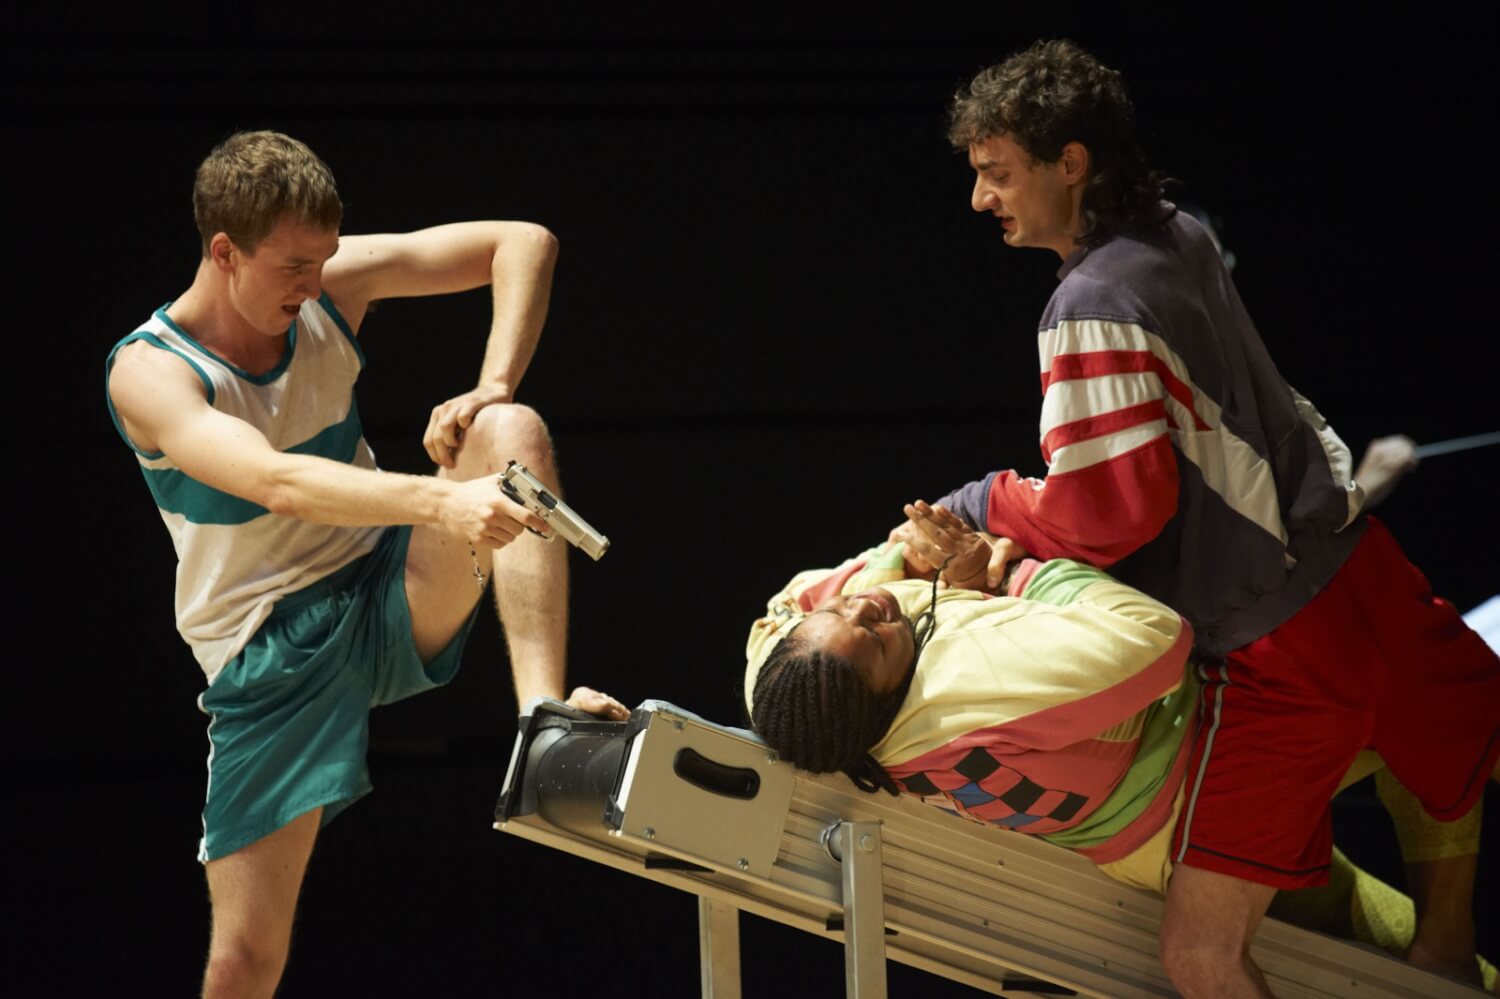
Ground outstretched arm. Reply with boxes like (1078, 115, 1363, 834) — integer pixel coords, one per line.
(1354, 434, 1418, 509)
(938, 320, 1184, 567)
(107, 344, 549, 548)
(322, 220, 560, 466)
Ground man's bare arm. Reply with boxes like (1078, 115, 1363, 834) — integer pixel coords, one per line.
(107, 343, 548, 547)
(1354, 434, 1418, 510)
(322, 220, 559, 466)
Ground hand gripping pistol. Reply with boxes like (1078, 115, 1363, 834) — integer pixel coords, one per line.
(500, 460, 611, 561)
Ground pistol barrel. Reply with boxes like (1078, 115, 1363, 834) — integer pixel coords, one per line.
(501, 461, 610, 561)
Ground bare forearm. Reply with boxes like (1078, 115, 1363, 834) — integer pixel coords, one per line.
(478, 223, 558, 393)
(260, 453, 454, 527)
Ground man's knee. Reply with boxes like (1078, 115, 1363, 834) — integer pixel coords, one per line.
(1160, 865, 1275, 996)
(1159, 918, 1246, 994)
(203, 933, 288, 999)
(200, 810, 319, 998)
(465, 403, 555, 472)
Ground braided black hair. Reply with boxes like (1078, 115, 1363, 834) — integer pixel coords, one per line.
(750, 635, 909, 794)
(749, 571, 944, 796)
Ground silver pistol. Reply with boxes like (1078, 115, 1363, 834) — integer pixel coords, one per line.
(499, 461, 611, 561)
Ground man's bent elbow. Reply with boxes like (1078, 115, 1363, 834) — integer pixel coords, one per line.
(261, 479, 303, 520)
(257, 462, 316, 520)
(503, 222, 558, 263)
(1083, 495, 1176, 566)
(1120, 508, 1175, 561)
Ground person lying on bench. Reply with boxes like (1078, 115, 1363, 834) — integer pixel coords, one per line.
(743, 502, 1494, 988)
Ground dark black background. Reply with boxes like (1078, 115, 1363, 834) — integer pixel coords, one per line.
(7, 5, 1497, 996)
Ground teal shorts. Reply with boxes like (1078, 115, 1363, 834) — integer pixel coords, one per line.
(196, 526, 477, 862)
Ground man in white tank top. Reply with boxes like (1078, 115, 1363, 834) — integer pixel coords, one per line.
(105, 130, 626, 998)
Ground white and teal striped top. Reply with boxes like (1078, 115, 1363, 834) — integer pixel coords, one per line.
(106, 294, 383, 683)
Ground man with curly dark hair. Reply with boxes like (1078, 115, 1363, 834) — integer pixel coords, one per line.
(923, 40, 1500, 996)
(946, 39, 1168, 247)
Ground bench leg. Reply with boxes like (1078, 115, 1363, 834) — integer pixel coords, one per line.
(699, 896, 742, 999)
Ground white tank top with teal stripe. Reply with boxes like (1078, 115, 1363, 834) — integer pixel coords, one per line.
(106, 294, 383, 684)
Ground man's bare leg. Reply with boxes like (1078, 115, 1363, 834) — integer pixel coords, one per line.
(1374, 766, 1486, 983)
(202, 807, 322, 999)
(1403, 854, 1483, 984)
(1160, 865, 1277, 998)
(404, 403, 567, 704)
(479, 413, 569, 706)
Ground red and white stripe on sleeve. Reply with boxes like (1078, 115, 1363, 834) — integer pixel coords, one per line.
(983, 319, 1213, 566)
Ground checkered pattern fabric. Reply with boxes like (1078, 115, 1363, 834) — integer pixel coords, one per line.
(894, 747, 1089, 829)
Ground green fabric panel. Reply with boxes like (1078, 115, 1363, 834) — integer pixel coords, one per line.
(1038, 675, 1195, 852)
(143, 401, 366, 525)
(144, 467, 269, 525)
(1017, 558, 1116, 607)
(865, 543, 909, 572)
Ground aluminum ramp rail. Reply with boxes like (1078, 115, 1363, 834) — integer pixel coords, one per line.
(494, 698, 1482, 998)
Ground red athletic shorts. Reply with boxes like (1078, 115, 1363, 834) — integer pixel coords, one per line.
(1170, 517, 1500, 890)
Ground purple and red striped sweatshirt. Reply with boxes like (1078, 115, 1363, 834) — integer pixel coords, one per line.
(938, 206, 1366, 656)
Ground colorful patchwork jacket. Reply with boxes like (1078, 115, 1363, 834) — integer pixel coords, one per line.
(745, 545, 1194, 863)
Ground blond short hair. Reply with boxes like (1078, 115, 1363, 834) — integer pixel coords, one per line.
(193, 131, 342, 255)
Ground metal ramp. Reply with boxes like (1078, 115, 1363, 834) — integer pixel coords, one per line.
(495, 698, 1483, 998)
